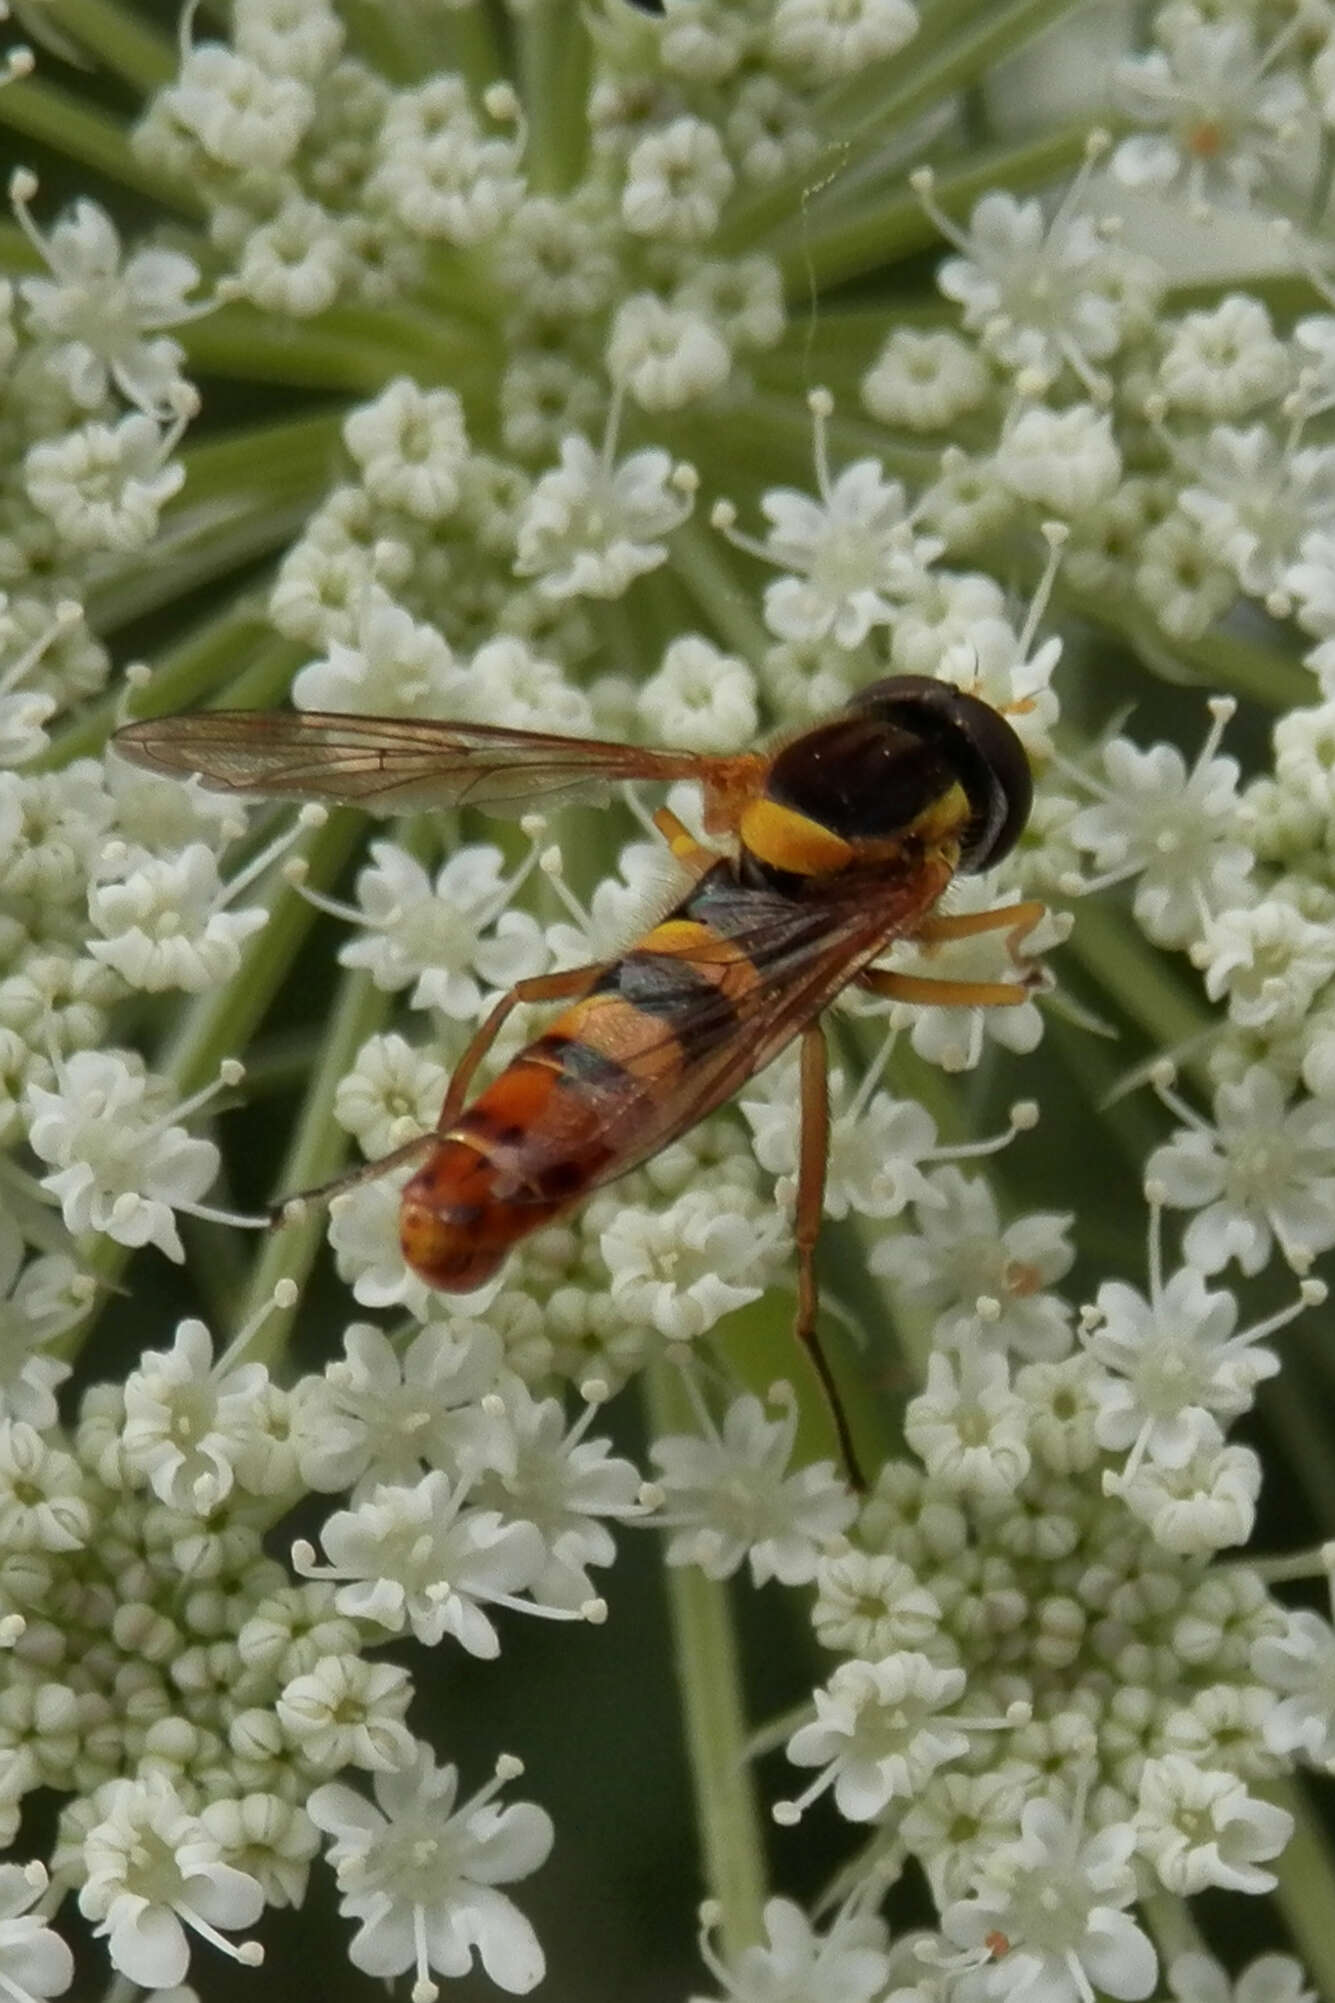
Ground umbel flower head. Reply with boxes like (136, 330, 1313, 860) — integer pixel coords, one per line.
(1, 0, 1335, 1999)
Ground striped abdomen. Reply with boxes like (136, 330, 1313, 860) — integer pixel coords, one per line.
(400, 879, 764, 1292)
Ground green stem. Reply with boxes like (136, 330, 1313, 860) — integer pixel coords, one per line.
(644, 1359, 769, 1961)
(1063, 900, 1214, 1079)
(0, 78, 203, 215)
(43, 0, 177, 92)
(1271, 1776, 1335, 1995)
(516, 0, 591, 194)
(182, 299, 495, 395)
(232, 964, 392, 1367)
(671, 519, 773, 664)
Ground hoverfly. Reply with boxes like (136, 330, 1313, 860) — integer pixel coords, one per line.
(114, 676, 1043, 1482)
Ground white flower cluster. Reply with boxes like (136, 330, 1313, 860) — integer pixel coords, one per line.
(2, 0, 1335, 1997)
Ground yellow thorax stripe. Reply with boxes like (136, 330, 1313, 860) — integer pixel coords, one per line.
(738, 798, 854, 875)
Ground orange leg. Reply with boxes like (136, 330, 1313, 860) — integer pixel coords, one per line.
(858, 967, 1032, 1008)
(859, 899, 1048, 1009)
(652, 806, 720, 880)
(436, 961, 610, 1125)
(915, 898, 1045, 960)
(793, 1022, 863, 1490)
(271, 960, 610, 1223)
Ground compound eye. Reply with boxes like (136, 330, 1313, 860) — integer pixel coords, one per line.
(847, 675, 1033, 872)
(948, 690, 1033, 870)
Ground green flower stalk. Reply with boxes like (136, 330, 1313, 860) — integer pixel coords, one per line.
(2, 1, 1335, 1998)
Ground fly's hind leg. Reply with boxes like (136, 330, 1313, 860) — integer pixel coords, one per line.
(271, 959, 611, 1224)
(793, 1021, 863, 1490)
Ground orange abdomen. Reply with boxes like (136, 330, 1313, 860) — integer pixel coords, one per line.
(399, 1022, 632, 1292)
(399, 883, 761, 1293)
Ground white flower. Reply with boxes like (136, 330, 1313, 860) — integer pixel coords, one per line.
(1070, 722, 1253, 949)
(606, 294, 731, 411)
(514, 435, 693, 599)
(638, 635, 757, 750)
(943, 1800, 1156, 2003)
(811, 1547, 942, 1659)
(0, 1419, 88, 1553)
(88, 844, 267, 992)
(1252, 1610, 1335, 1766)
(18, 196, 200, 415)
(692, 1895, 893, 2003)
(465, 637, 594, 734)
(25, 1051, 221, 1263)
(902, 1767, 1032, 1904)
(308, 1744, 553, 1996)
(674, 255, 785, 353)
(310, 1469, 545, 1654)
(862, 327, 991, 431)
(275, 1654, 415, 1773)
(295, 1319, 502, 1495)
(650, 1389, 854, 1585)
(743, 1060, 939, 1218)
(621, 116, 735, 240)
(1135, 508, 1239, 643)
(1158, 297, 1290, 419)
(118, 1317, 268, 1514)
(1134, 1755, 1292, 1894)
(231, 0, 344, 82)
(78, 1773, 265, 1990)
(870, 1168, 1074, 1360)
(0, 1219, 75, 1428)
(599, 1184, 783, 1342)
(1116, 1424, 1261, 1555)
(1148, 1069, 1335, 1276)
(338, 839, 546, 1016)
(769, 0, 918, 79)
(370, 80, 524, 246)
(1083, 1268, 1278, 1475)
(1111, 18, 1310, 205)
(343, 378, 470, 523)
(1180, 425, 1335, 604)
(784, 1652, 968, 1822)
(235, 196, 346, 317)
(332, 1031, 449, 1158)
(1191, 900, 1335, 1036)
(471, 1382, 643, 1610)
(291, 591, 465, 715)
(152, 41, 315, 170)
(935, 187, 1153, 397)
(198, 1793, 321, 1912)
(24, 410, 186, 554)
(996, 403, 1122, 518)
(753, 457, 939, 650)
(1169, 1951, 1315, 2003)
(0, 1862, 72, 2002)
(904, 1351, 1032, 1499)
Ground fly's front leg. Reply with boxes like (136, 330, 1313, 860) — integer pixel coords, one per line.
(860, 899, 1049, 1009)
(793, 1022, 863, 1490)
(915, 898, 1046, 972)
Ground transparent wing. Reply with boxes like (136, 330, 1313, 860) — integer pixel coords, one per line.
(576, 864, 951, 1194)
(112, 709, 762, 816)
